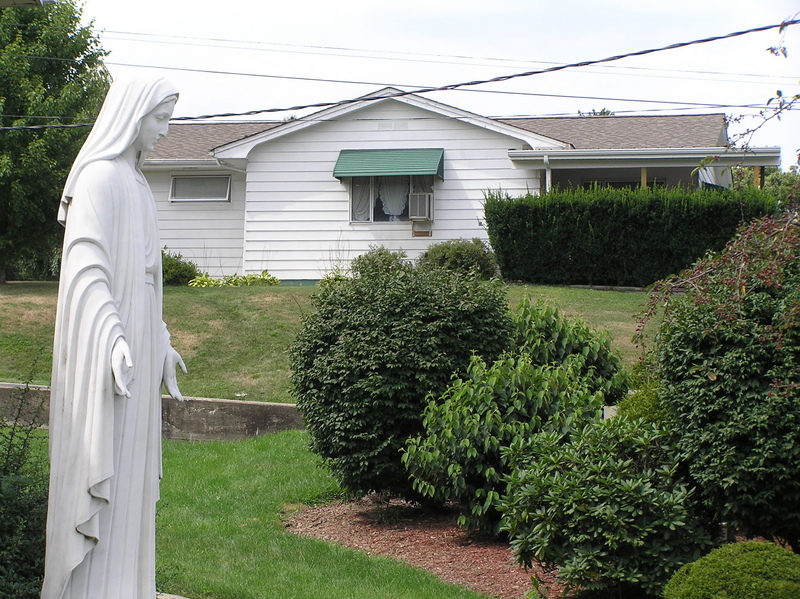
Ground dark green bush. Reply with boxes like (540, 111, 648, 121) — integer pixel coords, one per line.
(161, 247, 201, 286)
(500, 417, 715, 597)
(484, 186, 778, 286)
(647, 208, 800, 550)
(416, 238, 499, 279)
(403, 300, 626, 534)
(290, 246, 511, 498)
(663, 541, 800, 599)
(1, 384, 49, 598)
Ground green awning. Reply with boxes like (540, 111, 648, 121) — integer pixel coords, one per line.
(333, 148, 444, 179)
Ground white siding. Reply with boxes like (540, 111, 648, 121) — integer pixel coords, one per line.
(147, 170, 246, 277)
(243, 101, 545, 280)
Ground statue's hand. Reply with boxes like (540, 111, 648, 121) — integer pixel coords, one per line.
(111, 338, 134, 398)
(163, 346, 188, 401)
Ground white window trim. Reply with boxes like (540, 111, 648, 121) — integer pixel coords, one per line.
(169, 174, 232, 203)
(348, 175, 434, 224)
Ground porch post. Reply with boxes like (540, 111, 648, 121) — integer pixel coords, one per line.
(754, 165, 764, 188)
(640, 167, 648, 188)
(543, 155, 552, 192)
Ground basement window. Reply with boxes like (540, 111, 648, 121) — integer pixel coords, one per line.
(170, 175, 231, 202)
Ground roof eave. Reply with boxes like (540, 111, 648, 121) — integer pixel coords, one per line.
(508, 147, 781, 169)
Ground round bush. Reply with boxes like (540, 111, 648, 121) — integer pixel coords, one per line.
(500, 417, 715, 596)
(416, 238, 499, 280)
(648, 209, 800, 550)
(290, 247, 511, 498)
(663, 541, 800, 599)
(161, 247, 201, 286)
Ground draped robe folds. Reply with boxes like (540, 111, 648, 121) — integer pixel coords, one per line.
(42, 156, 171, 599)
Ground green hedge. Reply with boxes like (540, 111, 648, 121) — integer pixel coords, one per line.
(484, 186, 778, 287)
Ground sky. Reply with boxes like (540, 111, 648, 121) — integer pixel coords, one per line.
(77, 0, 800, 169)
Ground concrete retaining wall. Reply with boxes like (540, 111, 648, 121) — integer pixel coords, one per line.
(0, 383, 304, 442)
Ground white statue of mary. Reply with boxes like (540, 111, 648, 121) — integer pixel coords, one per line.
(41, 76, 187, 599)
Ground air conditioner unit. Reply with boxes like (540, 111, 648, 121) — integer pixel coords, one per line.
(409, 193, 433, 221)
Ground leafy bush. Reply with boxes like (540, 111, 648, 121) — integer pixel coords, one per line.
(484, 186, 778, 286)
(511, 300, 627, 403)
(1, 384, 49, 598)
(416, 238, 499, 279)
(162, 247, 201, 286)
(616, 363, 668, 426)
(663, 541, 800, 599)
(188, 270, 280, 287)
(403, 353, 606, 534)
(646, 208, 800, 550)
(500, 417, 715, 597)
(403, 300, 626, 534)
(290, 246, 511, 498)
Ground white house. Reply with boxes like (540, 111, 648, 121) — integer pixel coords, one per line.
(144, 88, 781, 282)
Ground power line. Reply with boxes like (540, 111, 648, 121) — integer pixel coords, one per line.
(3, 19, 798, 130)
(172, 19, 800, 121)
(99, 28, 799, 83)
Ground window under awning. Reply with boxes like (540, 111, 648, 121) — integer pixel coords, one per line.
(333, 148, 444, 179)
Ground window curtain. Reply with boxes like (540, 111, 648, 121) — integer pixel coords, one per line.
(351, 178, 372, 221)
(378, 176, 408, 221)
(410, 175, 433, 194)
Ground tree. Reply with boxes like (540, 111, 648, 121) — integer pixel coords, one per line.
(577, 107, 614, 116)
(731, 165, 800, 203)
(0, 0, 109, 283)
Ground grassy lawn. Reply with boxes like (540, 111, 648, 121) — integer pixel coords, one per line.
(0, 281, 647, 400)
(158, 430, 490, 599)
(1, 282, 648, 598)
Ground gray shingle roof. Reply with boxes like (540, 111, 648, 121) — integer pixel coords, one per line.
(149, 113, 728, 160)
(498, 113, 727, 149)
(149, 121, 282, 160)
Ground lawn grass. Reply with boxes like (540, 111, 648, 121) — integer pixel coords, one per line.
(0, 281, 648, 399)
(157, 430, 491, 599)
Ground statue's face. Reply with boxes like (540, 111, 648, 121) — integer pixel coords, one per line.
(134, 97, 177, 154)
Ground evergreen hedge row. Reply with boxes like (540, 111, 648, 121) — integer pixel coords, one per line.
(484, 186, 778, 287)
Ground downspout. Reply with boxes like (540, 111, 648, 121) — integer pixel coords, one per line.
(214, 157, 247, 173)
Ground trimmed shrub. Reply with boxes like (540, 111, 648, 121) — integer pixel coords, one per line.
(647, 208, 800, 550)
(403, 300, 626, 534)
(484, 186, 778, 286)
(290, 246, 511, 498)
(663, 541, 800, 599)
(162, 247, 201, 286)
(416, 238, 499, 279)
(500, 417, 715, 597)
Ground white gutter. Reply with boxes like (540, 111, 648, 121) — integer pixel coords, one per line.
(508, 146, 781, 169)
(141, 159, 228, 172)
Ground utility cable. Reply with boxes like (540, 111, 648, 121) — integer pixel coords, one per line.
(2, 19, 798, 131)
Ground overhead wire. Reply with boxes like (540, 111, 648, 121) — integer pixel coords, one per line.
(99, 28, 798, 83)
(170, 18, 800, 121)
(2, 18, 798, 131)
